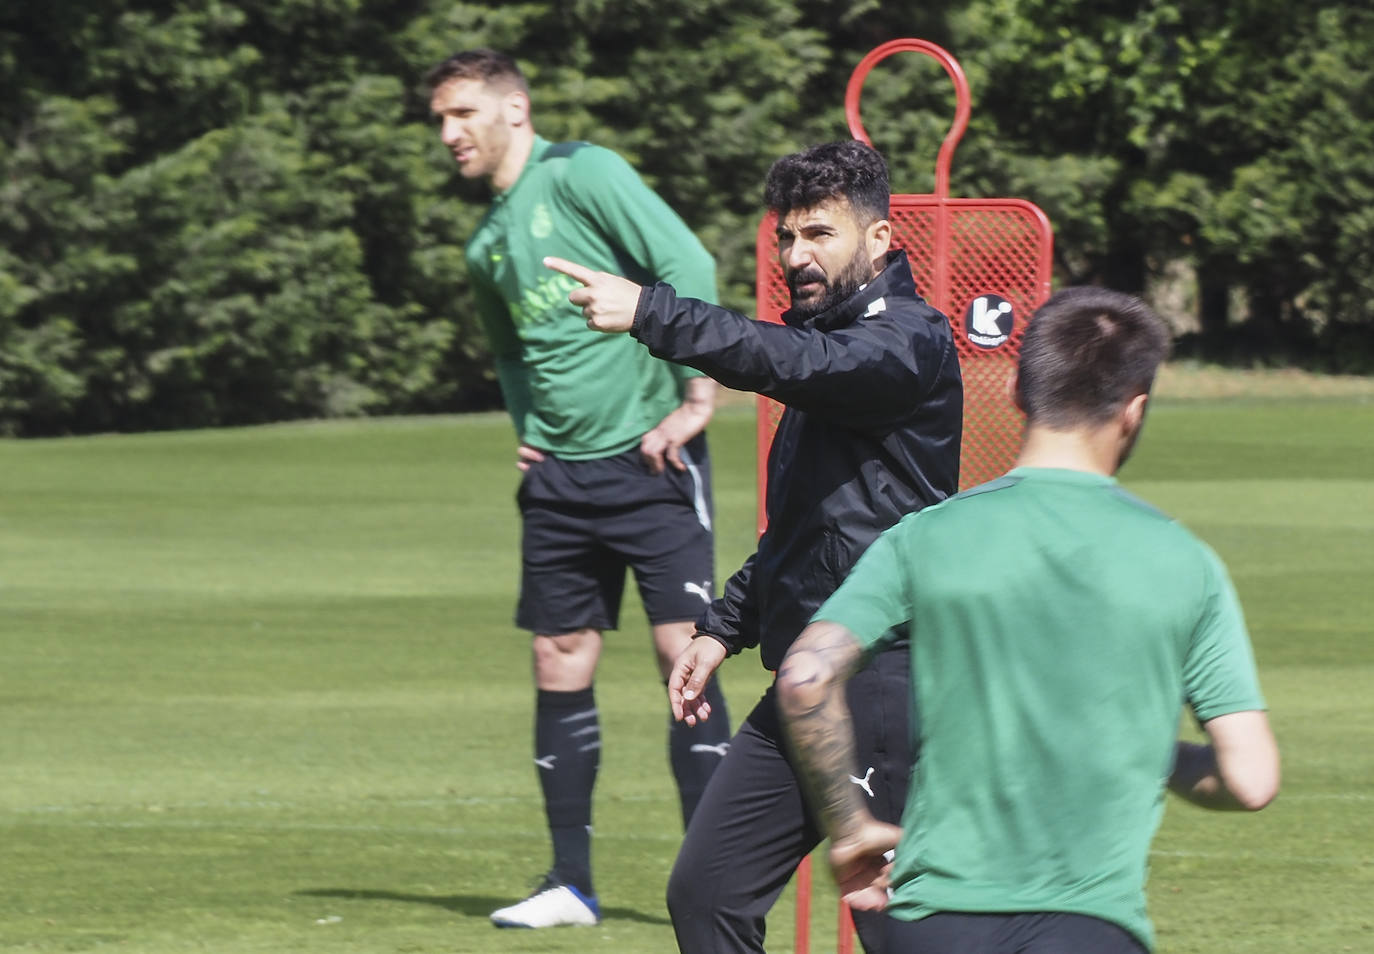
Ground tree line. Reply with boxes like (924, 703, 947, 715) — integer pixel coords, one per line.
(2, 0, 1370, 436)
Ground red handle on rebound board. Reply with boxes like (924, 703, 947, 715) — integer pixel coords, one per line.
(845, 39, 971, 199)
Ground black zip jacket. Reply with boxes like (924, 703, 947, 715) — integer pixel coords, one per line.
(631, 249, 963, 670)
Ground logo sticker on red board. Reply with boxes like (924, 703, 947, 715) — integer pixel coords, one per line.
(965, 294, 1014, 349)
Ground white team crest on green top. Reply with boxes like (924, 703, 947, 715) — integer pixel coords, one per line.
(530, 202, 554, 239)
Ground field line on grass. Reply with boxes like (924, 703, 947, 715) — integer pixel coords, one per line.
(22, 796, 527, 813)
(15, 791, 1370, 818)
(17, 793, 667, 815)
(7, 817, 686, 843)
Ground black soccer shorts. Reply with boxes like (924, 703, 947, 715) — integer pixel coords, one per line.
(515, 433, 714, 635)
(884, 911, 1147, 954)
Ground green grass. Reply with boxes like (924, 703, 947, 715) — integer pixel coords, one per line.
(1, 398, 1372, 953)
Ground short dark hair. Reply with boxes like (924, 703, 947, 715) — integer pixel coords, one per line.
(763, 141, 890, 224)
(1016, 287, 1171, 429)
(425, 48, 528, 95)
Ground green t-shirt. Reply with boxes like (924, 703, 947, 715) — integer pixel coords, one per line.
(465, 137, 716, 459)
(814, 467, 1266, 951)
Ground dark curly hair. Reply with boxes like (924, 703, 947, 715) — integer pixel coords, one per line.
(763, 140, 890, 224)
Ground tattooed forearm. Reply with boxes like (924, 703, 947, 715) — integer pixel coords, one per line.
(777, 622, 871, 842)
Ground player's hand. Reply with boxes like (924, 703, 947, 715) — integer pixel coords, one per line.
(516, 443, 546, 472)
(642, 379, 715, 474)
(543, 256, 642, 333)
(640, 426, 674, 474)
(641, 406, 709, 474)
(829, 820, 902, 912)
(668, 636, 729, 725)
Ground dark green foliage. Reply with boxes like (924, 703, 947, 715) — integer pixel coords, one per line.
(940, 1, 1374, 365)
(0, 1, 481, 435)
(1, 0, 1370, 434)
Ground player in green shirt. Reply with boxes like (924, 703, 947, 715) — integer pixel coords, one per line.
(776, 287, 1280, 952)
(427, 49, 732, 929)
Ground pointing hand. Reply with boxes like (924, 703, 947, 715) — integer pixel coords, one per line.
(544, 256, 643, 333)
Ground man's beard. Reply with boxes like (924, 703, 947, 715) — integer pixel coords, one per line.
(786, 247, 874, 318)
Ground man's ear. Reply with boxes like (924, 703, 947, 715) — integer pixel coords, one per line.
(503, 90, 531, 126)
(1122, 392, 1149, 436)
(1007, 369, 1026, 413)
(866, 218, 892, 264)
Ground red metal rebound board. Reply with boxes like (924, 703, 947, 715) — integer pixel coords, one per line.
(755, 39, 1054, 534)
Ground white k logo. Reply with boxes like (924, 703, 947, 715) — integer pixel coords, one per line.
(970, 295, 1013, 337)
(849, 766, 876, 798)
(534, 755, 557, 771)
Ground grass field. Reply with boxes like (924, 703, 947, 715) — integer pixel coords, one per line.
(2, 381, 1372, 953)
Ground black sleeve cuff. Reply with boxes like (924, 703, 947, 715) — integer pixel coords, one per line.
(629, 283, 657, 339)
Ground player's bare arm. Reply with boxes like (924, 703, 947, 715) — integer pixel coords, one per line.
(543, 256, 642, 333)
(776, 622, 873, 841)
(668, 636, 728, 726)
(1169, 710, 1280, 811)
(777, 621, 903, 910)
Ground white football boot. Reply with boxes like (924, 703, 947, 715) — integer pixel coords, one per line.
(490, 876, 600, 928)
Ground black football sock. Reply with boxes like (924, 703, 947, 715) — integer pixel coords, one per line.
(667, 675, 731, 828)
(535, 687, 599, 896)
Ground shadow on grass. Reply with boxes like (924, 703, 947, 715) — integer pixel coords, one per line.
(295, 888, 672, 926)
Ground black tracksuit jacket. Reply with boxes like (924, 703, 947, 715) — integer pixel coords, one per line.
(631, 249, 964, 670)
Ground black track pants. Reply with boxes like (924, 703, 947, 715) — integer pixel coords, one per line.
(667, 649, 912, 954)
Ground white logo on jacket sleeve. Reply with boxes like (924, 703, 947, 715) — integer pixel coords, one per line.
(862, 297, 888, 317)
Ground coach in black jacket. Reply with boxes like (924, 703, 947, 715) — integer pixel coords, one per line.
(636, 245, 960, 673)
(545, 140, 962, 954)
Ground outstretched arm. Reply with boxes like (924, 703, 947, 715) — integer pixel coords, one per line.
(777, 621, 903, 910)
(542, 257, 943, 431)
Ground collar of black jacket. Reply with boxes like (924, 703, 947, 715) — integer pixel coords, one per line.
(779, 250, 917, 331)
